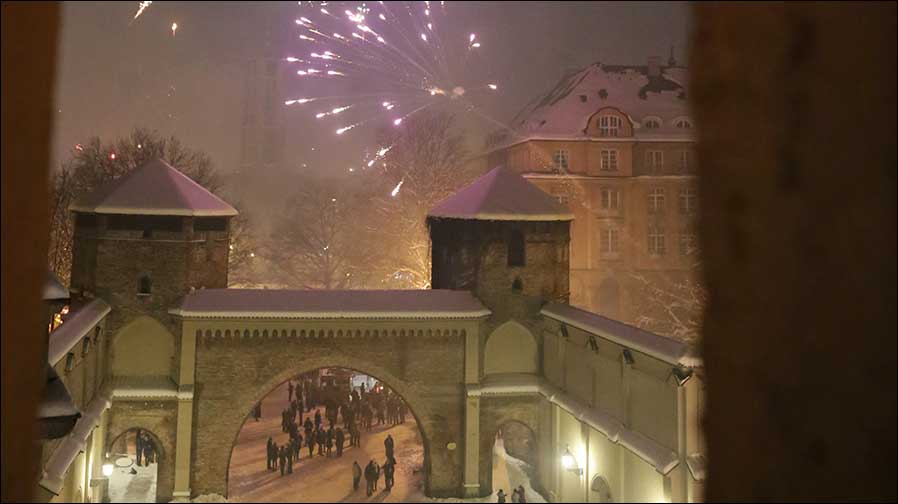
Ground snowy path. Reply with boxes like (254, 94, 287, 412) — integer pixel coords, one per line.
(228, 382, 425, 502)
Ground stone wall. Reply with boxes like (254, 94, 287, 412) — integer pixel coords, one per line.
(187, 320, 474, 498)
(106, 400, 178, 503)
(478, 396, 542, 497)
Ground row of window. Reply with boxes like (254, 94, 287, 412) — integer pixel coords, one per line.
(599, 228, 698, 256)
(598, 187, 697, 214)
(552, 148, 692, 173)
(596, 114, 692, 137)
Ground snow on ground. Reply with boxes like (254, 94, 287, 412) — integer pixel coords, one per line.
(109, 460, 157, 503)
(173, 381, 545, 503)
(414, 439, 546, 504)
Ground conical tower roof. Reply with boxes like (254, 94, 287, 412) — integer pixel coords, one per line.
(428, 166, 573, 221)
(70, 158, 237, 217)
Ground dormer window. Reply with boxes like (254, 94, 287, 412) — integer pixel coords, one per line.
(508, 231, 526, 267)
(598, 115, 621, 137)
(138, 274, 152, 296)
(674, 118, 693, 129)
(643, 117, 662, 129)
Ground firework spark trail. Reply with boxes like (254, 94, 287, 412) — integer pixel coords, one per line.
(131, 1, 152, 23)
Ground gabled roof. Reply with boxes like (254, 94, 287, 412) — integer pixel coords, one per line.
(427, 166, 573, 221)
(169, 289, 491, 319)
(511, 62, 692, 139)
(70, 158, 237, 217)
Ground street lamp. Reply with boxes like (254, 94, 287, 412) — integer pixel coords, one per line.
(561, 446, 583, 476)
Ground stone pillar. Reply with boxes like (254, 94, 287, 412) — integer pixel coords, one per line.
(463, 324, 481, 497)
(463, 395, 481, 498)
(173, 326, 197, 498)
(691, 3, 896, 500)
(671, 384, 688, 503)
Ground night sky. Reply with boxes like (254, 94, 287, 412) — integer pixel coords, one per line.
(52, 1, 691, 176)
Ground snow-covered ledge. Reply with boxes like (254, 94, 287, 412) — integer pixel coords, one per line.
(48, 298, 111, 366)
(468, 373, 680, 475)
(540, 302, 702, 368)
(39, 395, 111, 495)
(109, 376, 180, 400)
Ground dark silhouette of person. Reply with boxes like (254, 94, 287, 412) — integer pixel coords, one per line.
(352, 460, 362, 491)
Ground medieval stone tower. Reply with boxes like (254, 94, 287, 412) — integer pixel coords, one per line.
(69, 158, 236, 384)
(427, 166, 573, 321)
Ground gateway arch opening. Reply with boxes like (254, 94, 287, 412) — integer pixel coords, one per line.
(227, 367, 426, 502)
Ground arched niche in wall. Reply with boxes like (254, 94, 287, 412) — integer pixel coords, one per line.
(111, 315, 175, 378)
(483, 320, 538, 375)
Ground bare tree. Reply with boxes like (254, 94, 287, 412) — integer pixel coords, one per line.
(629, 263, 705, 343)
(368, 111, 474, 288)
(267, 176, 377, 289)
(49, 128, 222, 285)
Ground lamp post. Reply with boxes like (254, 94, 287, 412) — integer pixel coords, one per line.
(561, 446, 583, 476)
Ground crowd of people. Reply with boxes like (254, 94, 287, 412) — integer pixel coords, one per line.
(257, 373, 407, 496)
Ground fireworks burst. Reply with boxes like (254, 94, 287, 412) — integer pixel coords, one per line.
(285, 1, 502, 191)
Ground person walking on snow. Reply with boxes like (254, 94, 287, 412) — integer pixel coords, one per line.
(352, 460, 362, 491)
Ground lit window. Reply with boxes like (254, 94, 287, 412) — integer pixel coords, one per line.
(598, 115, 621, 137)
(679, 232, 697, 256)
(675, 118, 693, 129)
(648, 188, 666, 213)
(646, 150, 664, 175)
(600, 188, 620, 210)
(679, 187, 697, 214)
(644, 117, 661, 129)
(552, 149, 570, 171)
(600, 228, 619, 254)
(600, 150, 618, 171)
(648, 227, 666, 256)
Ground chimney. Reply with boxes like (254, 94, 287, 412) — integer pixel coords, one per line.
(648, 56, 662, 77)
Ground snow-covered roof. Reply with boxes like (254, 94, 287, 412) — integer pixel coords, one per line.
(40, 394, 110, 495)
(469, 372, 679, 475)
(39, 366, 79, 423)
(170, 289, 491, 319)
(109, 376, 182, 400)
(70, 158, 237, 217)
(511, 62, 693, 139)
(48, 298, 111, 366)
(43, 272, 69, 300)
(687, 453, 707, 481)
(541, 302, 701, 368)
(428, 166, 574, 221)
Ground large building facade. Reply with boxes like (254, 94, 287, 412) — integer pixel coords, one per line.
(471, 57, 700, 340)
(37, 159, 705, 503)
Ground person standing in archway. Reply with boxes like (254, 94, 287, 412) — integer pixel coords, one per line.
(135, 429, 144, 467)
(266, 437, 274, 470)
(314, 409, 322, 430)
(383, 458, 395, 492)
(306, 431, 315, 459)
(335, 427, 345, 457)
(352, 460, 362, 492)
(326, 426, 334, 457)
(384, 434, 394, 463)
(278, 445, 286, 476)
(364, 460, 376, 496)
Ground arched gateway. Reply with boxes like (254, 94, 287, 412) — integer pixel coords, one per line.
(67, 161, 704, 502)
(170, 289, 489, 497)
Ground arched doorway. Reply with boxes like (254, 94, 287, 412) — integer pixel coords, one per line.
(492, 421, 544, 503)
(106, 428, 164, 503)
(226, 366, 427, 502)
